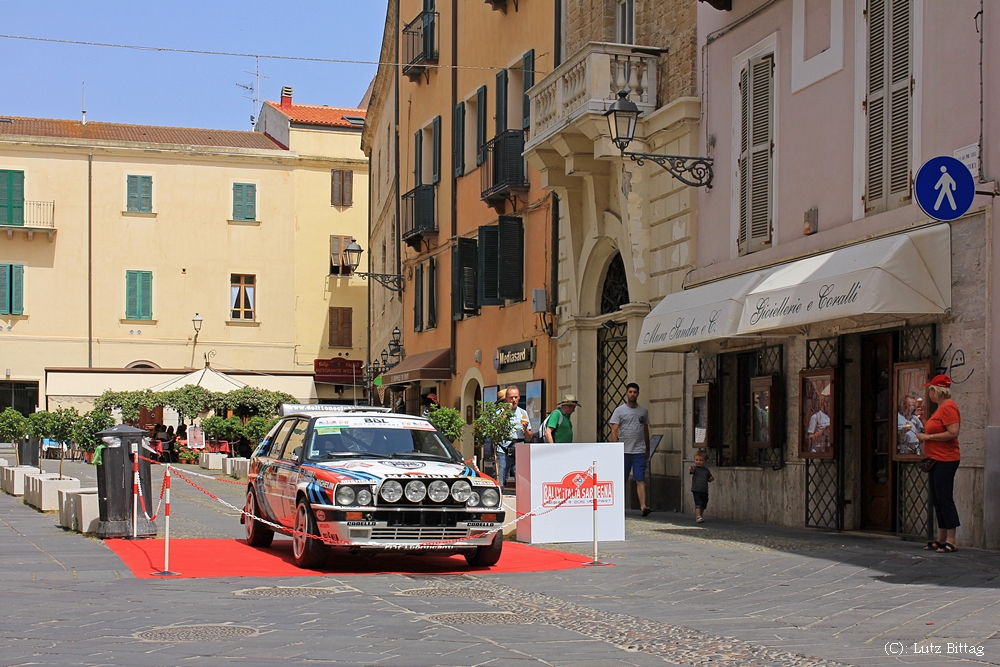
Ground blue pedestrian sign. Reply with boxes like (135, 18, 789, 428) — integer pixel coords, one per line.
(914, 156, 975, 221)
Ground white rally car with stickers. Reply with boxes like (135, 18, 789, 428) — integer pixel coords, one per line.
(242, 406, 504, 568)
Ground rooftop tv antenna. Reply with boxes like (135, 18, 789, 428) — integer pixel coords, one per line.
(237, 56, 269, 128)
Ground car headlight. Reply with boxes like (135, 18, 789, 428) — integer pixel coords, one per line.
(335, 485, 356, 505)
(404, 480, 427, 502)
(427, 480, 450, 502)
(380, 480, 403, 503)
(450, 480, 472, 503)
(466, 491, 481, 507)
(356, 489, 373, 506)
(481, 488, 501, 507)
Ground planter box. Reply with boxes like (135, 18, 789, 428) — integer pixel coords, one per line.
(199, 452, 224, 470)
(59, 488, 99, 533)
(2, 466, 40, 496)
(228, 458, 250, 479)
(26, 474, 79, 511)
(0, 458, 9, 468)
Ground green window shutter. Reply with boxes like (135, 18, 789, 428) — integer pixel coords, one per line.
(478, 225, 503, 306)
(454, 237, 479, 315)
(10, 264, 23, 315)
(476, 86, 487, 166)
(414, 130, 423, 186)
(127, 175, 140, 212)
(10, 171, 23, 225)
(139, 176, 153, 212)
(498, 216, 524, 301)
(452, 244, 462, 321)
(522, 49, 535, 130)
(427, 257, 437, 328)
(233, 184, 245, 220)
(431, 115, 442, 184)
(125, 271, 139, 319)
(0, 171, 8, 224)
(245, 184, 256, 220)
(414, 264, 424, 332)
(496, 69, 508, 134)
(0, 264, 9, 315)
(453, 103, 465, 178)
(139, 271, 153, 319)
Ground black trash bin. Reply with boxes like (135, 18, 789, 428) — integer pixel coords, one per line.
(95, 424, 157, 539)
(16, 436, 39, 468)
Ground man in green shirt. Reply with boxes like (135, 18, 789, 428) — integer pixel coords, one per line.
(545, 395, 581, 443)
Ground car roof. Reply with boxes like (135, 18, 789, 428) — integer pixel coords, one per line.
(279, 404, 395, 417)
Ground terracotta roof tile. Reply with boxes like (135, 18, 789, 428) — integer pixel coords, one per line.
(263, 101, 366, 129)
(0, 116, 284, 150)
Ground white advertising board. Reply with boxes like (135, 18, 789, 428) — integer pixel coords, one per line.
(514, 442, 625, 544)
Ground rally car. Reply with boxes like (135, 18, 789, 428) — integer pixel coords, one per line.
(242, 406, 505, 568)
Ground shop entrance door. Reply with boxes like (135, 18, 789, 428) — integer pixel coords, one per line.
(860, 333, 894, 531)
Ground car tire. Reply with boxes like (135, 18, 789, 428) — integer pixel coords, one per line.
(292, 499, 329, 569)
(244, 489, 274, 548)
(465, 530, 503, 567)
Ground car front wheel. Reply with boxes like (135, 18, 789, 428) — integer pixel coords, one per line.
(465, 530, 503, 567)
(244, 489, 274, 548)
(292, 500, 329, 568)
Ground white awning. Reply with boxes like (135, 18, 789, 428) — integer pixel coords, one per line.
(737, 224, 951, 334)
(637, 271, 768, 352)
(148, 367, 247, 393)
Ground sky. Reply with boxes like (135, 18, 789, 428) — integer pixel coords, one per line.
(0, 0, 389, 130)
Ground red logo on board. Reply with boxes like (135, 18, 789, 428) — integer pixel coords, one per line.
(541, 470, 614, 508)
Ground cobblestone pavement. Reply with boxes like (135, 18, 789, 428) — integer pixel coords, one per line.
(1, 456, 998, 666)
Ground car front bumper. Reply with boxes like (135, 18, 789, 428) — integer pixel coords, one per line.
(308, 506, 505, 550)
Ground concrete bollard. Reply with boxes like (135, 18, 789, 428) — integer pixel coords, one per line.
(199, 452, 224, 470)
(74, 489, 100, 533)
(59, 487, 96, 527)
(229, 458, 250, 479)
(2, 466, 40, 496)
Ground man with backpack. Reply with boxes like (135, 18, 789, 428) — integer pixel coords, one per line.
(544, 395, 581, 443)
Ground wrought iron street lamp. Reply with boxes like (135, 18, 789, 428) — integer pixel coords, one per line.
(380, 349, 390, 366)
(192, 313, 203, 334)
(389, 327, 403, 358)
(604, 90, 714, 189)
(344, 240, 404, 293)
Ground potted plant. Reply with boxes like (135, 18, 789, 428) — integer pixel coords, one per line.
(221, 415, 245, 455)
(473, 401, 515, 475)
(0, 408, 29, 465)
(200, 415, 227, 451)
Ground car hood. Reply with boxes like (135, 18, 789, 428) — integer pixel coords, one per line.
(306, 458, 483, 483)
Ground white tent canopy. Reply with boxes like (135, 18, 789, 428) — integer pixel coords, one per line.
(148, 366, 247, 393)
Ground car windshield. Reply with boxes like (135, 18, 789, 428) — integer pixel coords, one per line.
(304, 417, 462, 463)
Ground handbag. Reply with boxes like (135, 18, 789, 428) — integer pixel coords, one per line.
(919, 457, 936, 473)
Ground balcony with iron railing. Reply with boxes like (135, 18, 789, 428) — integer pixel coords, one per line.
(2, 200, 56, 241)
(402, 11, 439, 81)
(480, 130, 529, 211)
(525, 42, 659, 153)
(401, 184, 437, 250)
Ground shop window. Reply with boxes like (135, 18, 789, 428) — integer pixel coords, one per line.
(714, 345, 783, 467)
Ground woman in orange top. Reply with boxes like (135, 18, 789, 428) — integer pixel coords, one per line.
(916, 374, 961, 554)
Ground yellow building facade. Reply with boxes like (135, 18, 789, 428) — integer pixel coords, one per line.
(0, 93, 368, 415)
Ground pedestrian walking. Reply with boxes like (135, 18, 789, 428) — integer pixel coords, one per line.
(609, 382, 652, 516)
(916, 375, 962, 553)
(496, 385, 531, 487)
(688, 450, 714, 523)
(545, 396, 580, 443)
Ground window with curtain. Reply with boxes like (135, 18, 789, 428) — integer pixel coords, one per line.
(231, 274, 256, 320)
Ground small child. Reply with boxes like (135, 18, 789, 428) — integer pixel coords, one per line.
(688, 450, 714, 523)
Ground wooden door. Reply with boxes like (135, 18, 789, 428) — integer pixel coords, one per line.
(860, 333, 894, 531)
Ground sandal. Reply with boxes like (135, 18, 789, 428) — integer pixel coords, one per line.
(936, 543, 958, 553)
(924, 541, 942, 551)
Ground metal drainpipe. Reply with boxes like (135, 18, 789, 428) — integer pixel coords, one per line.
(367, 139, 373, 404)
(87, 154, 93, 368)
(450, 0, 458, 380)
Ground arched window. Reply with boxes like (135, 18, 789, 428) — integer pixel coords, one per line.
(600, 253, 630, 315)
(126, 360, 160, 369)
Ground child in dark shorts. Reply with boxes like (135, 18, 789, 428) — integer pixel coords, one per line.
(689, 450, 714, 523)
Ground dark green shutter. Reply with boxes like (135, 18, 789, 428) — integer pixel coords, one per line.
(496, 69, 508, 134)
(453, 237, 479, 316)
(139, 176, 152, 212)
(478, 225, 503, 306)
(522, 50, 535, 130)
(431, 115, 442, 184)
(414, 263, 424, 332)
(498, 216, 524, 301)
(125, 271, 139, 319)
(453, 103, 465, 178)
(0, 264, 9, 315)
(233, 184, 244, 220)
(244, 184, 256, 220)
(127, 176, 140, 212)
(427, 257, 437, 328)
(452, 244, 462, 321)
(414, 130, 423, 186)
(476, 86, 487, 166)
(10, 264, 23, 315)
(9, 171, 23, 225)
(0, 172, 8, 224)
(139, 271, 152, 319)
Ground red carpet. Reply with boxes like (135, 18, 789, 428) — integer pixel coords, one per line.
(105, 537, 595, 579)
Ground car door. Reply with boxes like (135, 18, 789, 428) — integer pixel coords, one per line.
(260, 419, 296, 523)
(276, 419, 309, 527)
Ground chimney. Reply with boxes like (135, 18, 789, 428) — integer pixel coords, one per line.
(280, 86, 293, 109)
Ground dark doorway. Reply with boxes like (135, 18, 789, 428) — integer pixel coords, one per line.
(597, 321, 628, 441)
(0, 381, 39, 416)
(860, 333, 895, 531)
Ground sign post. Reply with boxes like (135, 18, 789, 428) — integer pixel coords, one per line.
(914, 156, 976, 222)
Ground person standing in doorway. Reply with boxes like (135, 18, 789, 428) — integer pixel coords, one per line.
(609, 383, 652, 516)
(496, 386, 531, 487)
(545, 396, 580, 443)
